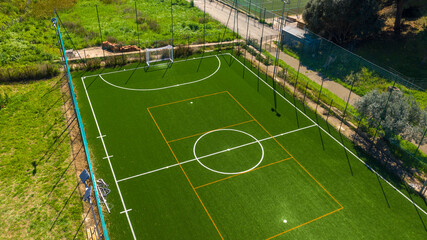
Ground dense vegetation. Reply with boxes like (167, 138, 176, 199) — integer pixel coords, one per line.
(303, 0, 383, 44)
(301, 0, 427, 81)
(0, 0, 235, 82)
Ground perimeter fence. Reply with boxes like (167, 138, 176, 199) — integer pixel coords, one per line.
(211, 0, 427, 194)
(217, 0, 309, 17)
(55, 0, 427, 224)
(280, 28, 426, 91)
(53, 12, 108, 240)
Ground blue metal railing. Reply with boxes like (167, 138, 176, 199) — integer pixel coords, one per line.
(55, 12, 109, 240)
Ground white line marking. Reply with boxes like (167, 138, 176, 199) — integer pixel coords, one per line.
(103, 155, 113, 159)
(193, 128, 265, 175)
(117, 124, 315, 182)
(225, 53, 427, 215)
(120, 209, 132, 214)
(97, 55, 221, 91)
(83, 55, 217, 78)
(82, 78, 138, 239)
(97, 135, 106, 138)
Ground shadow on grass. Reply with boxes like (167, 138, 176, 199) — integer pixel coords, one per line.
(50, 183, 79, 231)
(46, 145, 83, 200)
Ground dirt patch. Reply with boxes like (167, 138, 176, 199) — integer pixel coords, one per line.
(60, 77, 105, 239)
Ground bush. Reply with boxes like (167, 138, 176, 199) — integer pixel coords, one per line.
(188, 23, 199, 31)
(0, 92, 10, 110)
(106, 36, 118, 43)
(136, 14, 149, 25)
(0, 64, 59, 83)
(147, 19, 161, 33)
(174, 45, 193, 58)
(105, 55, 127, 68)
(85, 58, 101, 71)
(189, 0, 194, 8)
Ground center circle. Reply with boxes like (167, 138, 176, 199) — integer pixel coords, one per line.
(193, 129, 264, 175)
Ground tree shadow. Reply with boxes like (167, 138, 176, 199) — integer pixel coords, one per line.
(46, 145, 83, 200)
(124, 61, 143, 85)
(73, 207, 91, 240)
(38, 119, 77, 165)
(403, 183, 427, 232)
(50, 183, 79, 231)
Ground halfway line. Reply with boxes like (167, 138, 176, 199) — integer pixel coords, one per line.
(117, 124, 316, 182)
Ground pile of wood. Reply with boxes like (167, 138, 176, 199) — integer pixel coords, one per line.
(120, 45, 140, 52)
(102, 41, 140, 53)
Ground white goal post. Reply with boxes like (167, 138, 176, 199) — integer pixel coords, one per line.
(146, 45, 174, 66)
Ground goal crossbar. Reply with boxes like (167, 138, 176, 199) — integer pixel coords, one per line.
(146, 45, 174, 66)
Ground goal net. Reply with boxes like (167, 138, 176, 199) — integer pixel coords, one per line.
(146, 45, 174, 66)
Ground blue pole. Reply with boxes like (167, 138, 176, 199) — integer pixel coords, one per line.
(54, 12, 109, 240)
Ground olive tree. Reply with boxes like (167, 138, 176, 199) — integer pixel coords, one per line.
(355, 89, 427, 144)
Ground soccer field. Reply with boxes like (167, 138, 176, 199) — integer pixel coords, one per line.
(74, 52, 427, 239)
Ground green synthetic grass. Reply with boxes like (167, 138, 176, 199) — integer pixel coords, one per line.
(73, 52, 427, 239)
(0, 78, 84, 239)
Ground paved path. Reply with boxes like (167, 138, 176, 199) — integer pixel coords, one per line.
(193, 0, 360, 105)
(194, 0, 427, 154)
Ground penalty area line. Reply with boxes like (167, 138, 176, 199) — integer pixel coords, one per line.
(224, 53, 427, 216)
(117, 124, 316, 183)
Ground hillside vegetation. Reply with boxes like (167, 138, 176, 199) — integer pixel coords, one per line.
(0, 0, 234, 82)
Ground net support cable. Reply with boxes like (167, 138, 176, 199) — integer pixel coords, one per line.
(52, 12, 110, 240)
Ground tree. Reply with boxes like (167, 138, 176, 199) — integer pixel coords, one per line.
(355, 89, 427, 144)
(303, 0, 383, 44)
(393, 0, 425, 35)
(394, 0, 405, 35)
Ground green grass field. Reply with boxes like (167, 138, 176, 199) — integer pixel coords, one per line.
(73, 52, 427, 239)
(0, 78, 84, 239)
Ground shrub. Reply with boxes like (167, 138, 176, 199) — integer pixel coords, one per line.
(174, 45, 193, 58)
(106, 36, 118, 43)
(0, 92, 10, 110)
(198, 17, 209, 24)
(147, 19, 161, 33)
(105, 55, 127, 68)
(0, 64, 59, 83)
(188, 23, 199, 31)
(172, 0, 188, 6)
(190, 0, 194, 8)
(84, 58, 101, 71)
(136, 14, 149, 25)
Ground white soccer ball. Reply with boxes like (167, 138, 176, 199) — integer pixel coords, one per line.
(283, 219, 287, 223)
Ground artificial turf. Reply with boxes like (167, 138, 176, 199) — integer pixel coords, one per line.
(73, 52, 427, 239)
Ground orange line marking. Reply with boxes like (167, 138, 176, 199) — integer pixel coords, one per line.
(292, 159, 343, 208)
(266, 207, 344, 240)
(195, 157, 293, 189)
(226, 91, 344, 237)
(147, 108, 224, 239)
(168, 119, 255, 143)
(227, 91, 342, 206)
(148, 91, 228, 109)
(148, 91, 342, 239)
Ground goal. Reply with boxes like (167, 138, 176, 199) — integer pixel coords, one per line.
(146, 45, 174, 66)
